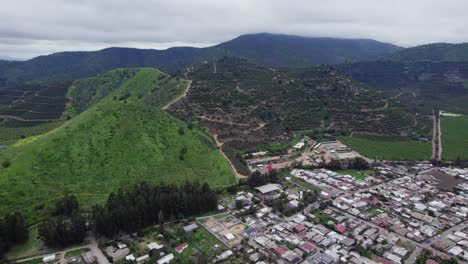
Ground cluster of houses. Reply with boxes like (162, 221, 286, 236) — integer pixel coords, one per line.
(433, 228, 468, 261)
(290, 169, 382, 198)
(333, 172, 467, 245)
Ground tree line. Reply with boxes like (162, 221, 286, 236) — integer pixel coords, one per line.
(0, 213, 28, 257)
(92, 181, 218, 237)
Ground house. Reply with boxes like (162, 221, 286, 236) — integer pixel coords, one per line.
(255, 184, 282, 200)
(175, 242, 188, 254)
(148, 242, 164, 250)
(335, 224, 346, 233)
(294, 224, 306, 233)
(136, 254, 149, 263)
(301, 242, 315, 254)
(157, 253, 174, 264)
(43, 254, 56, 263)
(274, 246, 289, 256)
(183, 223, 198, 233)
(293, 142, 305, 150)
(224, 233, 235, 241)
(126, 254, 136, 261)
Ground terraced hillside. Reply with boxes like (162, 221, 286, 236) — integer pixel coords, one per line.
(169, 57, 423, 151)
(0, 82, 71, 126)
(0, 68, 235, 224)
(336, 61, 468, 114)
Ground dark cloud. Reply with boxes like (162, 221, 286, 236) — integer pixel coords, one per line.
(1, 0, 467, 59)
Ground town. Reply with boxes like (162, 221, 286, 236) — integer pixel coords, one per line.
(22, 139, 468, 264)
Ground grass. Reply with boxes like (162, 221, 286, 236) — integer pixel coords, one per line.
(65, 248, 90, 257)
(339, 136, 431, 161)
(441, 116, 468, 160)
(335, 170, 369, 180)
(6, 225, 47, 260)
(0, 68, 236, 225)
(181, 227, 226, 261)
(289, 177, 319, 191)
(464, 81, 468, 90)
(367, 207, 387, 216)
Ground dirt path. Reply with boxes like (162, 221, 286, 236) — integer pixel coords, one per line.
(213, 62, 217, 74)
(213, 135, 247, 180)
(161, 80, 192, 110)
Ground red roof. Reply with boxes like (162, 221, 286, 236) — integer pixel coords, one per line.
(294, 224, 306, 233)
(335, 224, 346, 233)
(275, 246, 288, 256)
(267, 164, 273, 171)
(175, 242, 188, 253)
(301, 242, 314, 253)
(377, 257, 393, 264)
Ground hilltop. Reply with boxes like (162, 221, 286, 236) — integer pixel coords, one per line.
(0, 68, 235, 224)
(0, 33, 400, 82)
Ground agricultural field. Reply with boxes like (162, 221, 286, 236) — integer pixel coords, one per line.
(0, 81, 71, 121)
(0, 68, 235, 224)
(0, 121, 64, 145)
(441, 116, 468, 160)
(339, 136, 432, 161)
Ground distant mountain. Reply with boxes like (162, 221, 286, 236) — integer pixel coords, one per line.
(215, 33, 401, 66)
(387, 43, 468, 62)
(0, 33, 401, 82)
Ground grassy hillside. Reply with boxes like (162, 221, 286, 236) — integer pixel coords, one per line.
(339, 136, 432, 161)
(441, 116, 468, 160)
(0, 68, 235, 224)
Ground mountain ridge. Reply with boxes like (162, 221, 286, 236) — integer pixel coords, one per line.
(0, 33, 401, 82)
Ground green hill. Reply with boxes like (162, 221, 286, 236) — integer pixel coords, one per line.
(0, 68, 235, 224)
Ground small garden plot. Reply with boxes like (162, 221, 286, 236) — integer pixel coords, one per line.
(335, 170, 369, 180)
(367, 207, 387, 216)
(197, 213, 247, 248)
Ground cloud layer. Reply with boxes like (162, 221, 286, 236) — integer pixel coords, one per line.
(1, 0, 468, 59)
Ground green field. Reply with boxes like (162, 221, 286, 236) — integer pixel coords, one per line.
(339, 136, 431, 161)
(0, 68, 235, 224)
(441, 116, 468, 160)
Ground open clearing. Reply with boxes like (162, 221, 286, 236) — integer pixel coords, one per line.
(339, 136, 431, 161)
(441, 116, 468, 160)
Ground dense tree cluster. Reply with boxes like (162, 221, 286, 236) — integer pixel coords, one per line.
(0, 213, 28, 257)
(52, 194, 79, 216)
(38, 195, 86, 248)
(38, 213, 87, 248)
(92, 181, 218, 237)
(245, 170, 279, 188)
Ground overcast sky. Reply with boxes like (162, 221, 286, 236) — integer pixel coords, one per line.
(1, 0, 467, 60)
